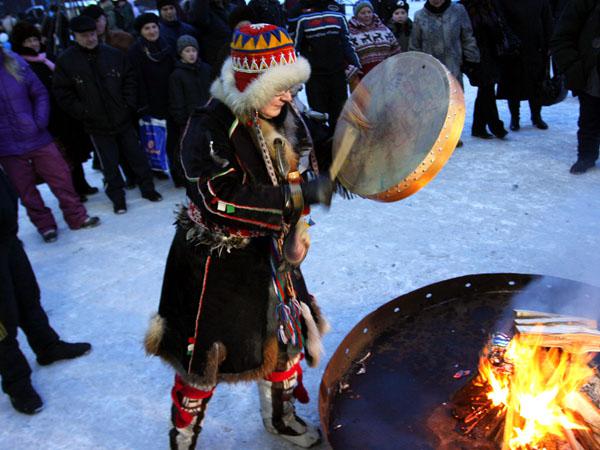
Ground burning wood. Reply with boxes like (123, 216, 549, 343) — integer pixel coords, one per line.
(447, 310, 600, 450)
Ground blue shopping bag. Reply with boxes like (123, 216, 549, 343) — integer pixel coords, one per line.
(139, 116, 168, 172)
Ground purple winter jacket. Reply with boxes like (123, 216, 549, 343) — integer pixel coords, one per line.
(0, 50, 53, 157)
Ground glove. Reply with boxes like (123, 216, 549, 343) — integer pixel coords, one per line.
(301, 175, 334, 207)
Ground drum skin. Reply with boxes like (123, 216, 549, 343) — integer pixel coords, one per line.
(332, 52, 465, 202)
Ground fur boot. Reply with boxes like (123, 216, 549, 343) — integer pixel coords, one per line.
(169, 374, 215, 450)
(257, 362, 321, 448)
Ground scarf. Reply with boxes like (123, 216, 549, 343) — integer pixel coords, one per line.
(140, 37, 171, 63)
(425, 0, 452, 14)
(21, 52, 55, 71)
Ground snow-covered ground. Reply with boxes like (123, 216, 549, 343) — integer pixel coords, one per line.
(2, 24, 600, 450)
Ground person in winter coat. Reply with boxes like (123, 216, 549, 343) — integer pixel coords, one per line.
(53, 15, 161, 214)
(0, 47, 100, 242)
(169, 35, 211, 127)
(0, 168, 92, 415)
(81, 4, 138, 186)
(9, 21, 99, 200)
(144, 23, 333, 450)
(409, 0, 480, 147)
(409, 0, 480, 87)
(99, 0, 118, 30)
(288, 0, 361, 129)
(157, 0, 200, 58)
(129, 13, 184, 187)
(460, 0, 509, 139)
(40, 5, 70, 60)
(190, 0, 236, 66)
(248, 0, 286, 26)
(210, 5, 256, 80)
(496, 0, 552, 131)
(551, 0, 600, 174)
(348, 0, 400, 87)
(115, 0, 136, 33)
(387, 0, 413, 52)
(81, 4, 135, 54)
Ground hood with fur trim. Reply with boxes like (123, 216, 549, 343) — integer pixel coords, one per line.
(210, 56, 311, 118)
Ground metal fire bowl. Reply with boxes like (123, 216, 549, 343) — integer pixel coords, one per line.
(319, 273, 600, 449)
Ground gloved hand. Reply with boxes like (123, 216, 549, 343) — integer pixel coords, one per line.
(301, 175, 334, 207)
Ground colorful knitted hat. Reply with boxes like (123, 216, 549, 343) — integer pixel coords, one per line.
(230, 23, 298, 92)
(210, 23, 311, 116)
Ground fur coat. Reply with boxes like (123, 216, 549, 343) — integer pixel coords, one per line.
(145, 56, 329, 388)
(409, 2, 480, 84)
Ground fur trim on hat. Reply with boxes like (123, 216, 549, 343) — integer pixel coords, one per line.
(210, 57, 311, 117)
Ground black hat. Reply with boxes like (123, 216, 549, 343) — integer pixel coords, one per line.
(134, 12, 160, 33)
(9, 21, 41, 54)
(69, 15, 97, 33)
(394, 0, 409, 12)
(227, 5, 256, 30)
(157, 0, 178, 9)
(81, 5, 106, 20)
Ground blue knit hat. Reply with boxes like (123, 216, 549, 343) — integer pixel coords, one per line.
(353, 0, 373, 16)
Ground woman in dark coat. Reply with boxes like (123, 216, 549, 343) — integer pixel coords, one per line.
(128, 13, 183, 185)
(496, 0, 553, 130)
(9, 21, 97, 200)
(144, 24, 332, 449)
(460, 0, 509, 139)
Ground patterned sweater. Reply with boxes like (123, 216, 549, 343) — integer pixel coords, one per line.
(348, 15, 400, 79)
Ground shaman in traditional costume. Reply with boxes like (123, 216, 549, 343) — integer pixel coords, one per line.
(144, 23, 334, 449)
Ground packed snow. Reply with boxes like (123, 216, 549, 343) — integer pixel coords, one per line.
(2, 19, 600, 450)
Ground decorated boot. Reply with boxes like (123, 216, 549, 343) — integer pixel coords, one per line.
(258, 361, 321, 448)
(169, 374, 214, 450)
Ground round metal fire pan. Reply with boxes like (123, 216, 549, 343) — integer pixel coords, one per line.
(319, 273, 600, 449)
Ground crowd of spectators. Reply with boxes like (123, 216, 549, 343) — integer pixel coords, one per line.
(0, 0, 599, 420)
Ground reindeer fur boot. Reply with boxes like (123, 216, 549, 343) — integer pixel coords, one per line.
(257, 367, 321, 448)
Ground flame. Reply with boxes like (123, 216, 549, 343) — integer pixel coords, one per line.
(478, 332, 595, 449)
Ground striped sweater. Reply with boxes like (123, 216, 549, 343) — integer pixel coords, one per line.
(348, 15, 400, 78)
(287, 0, 361, 75)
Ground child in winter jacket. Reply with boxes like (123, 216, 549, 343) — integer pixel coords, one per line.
(387, 0, 413, 52)
(168, 35, 211, 127)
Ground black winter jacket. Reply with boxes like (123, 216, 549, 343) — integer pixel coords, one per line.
(248, 0, 286, 26)
(191, 0, 235, 66)
(460, 0, 505, 86)
(159, 19, 199, 58)
(53, 44, 137, 136)
(128, 38, 176, 119)
(0, 169, 18, 243)
(550, 0, 600, 91)
(169, 60, 212, 126)
(496, 0, 553, 99)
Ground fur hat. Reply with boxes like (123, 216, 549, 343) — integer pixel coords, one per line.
(9, 21, 41, 54)
(210, 23, 310, 117)
(134, 12, 159, 33)
(81, 5, 106, 20)
(228, 5, 256, 30)
(394, 0, 409, 12)
(70, 15, 97, 33)
(176, 34, 198, 55)
(353, 0, 373, 16)
(157, 0, 178, 9)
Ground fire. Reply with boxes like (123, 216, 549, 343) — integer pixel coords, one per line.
(478, 332, 595, 449)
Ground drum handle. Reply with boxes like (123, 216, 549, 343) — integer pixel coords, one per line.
(329, 126, 359, 181)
